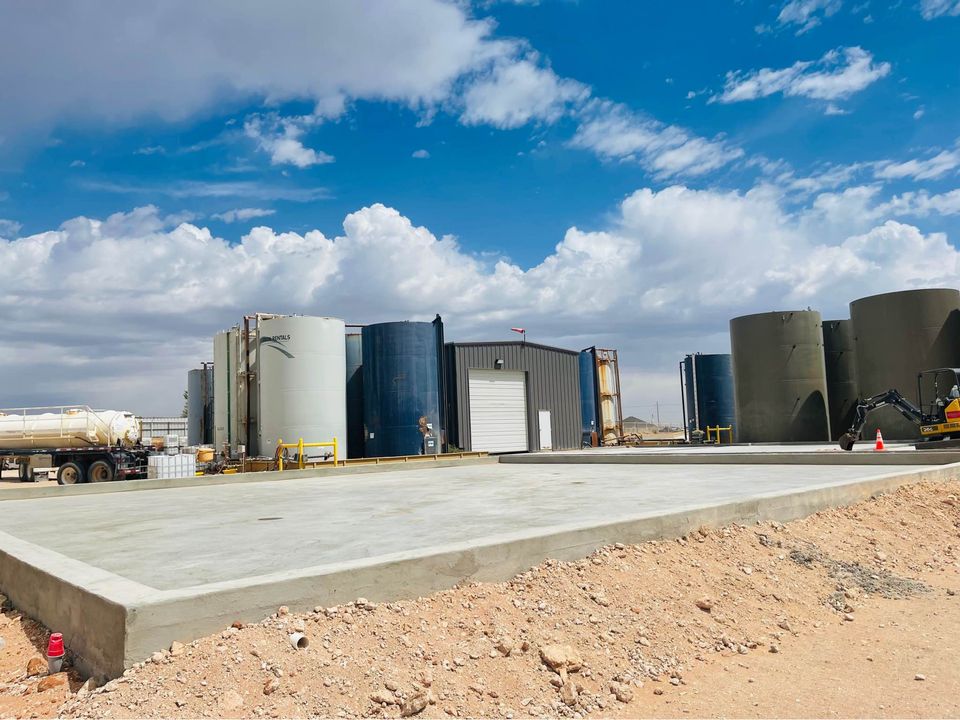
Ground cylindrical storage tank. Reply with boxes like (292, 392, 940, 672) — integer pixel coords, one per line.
(257, 316, 347, 460)
(345, 333, 364, 459)
(595, 352, 621, 444)
(187, 366, 214, 446)
(850, 288, 960, 439)
(822, 320, 859, 441)
(730, 311, 831, 442)
(682, 354, 735, 436)
(213, 330, 233, 453)
(578, 350, 598, 445)
(362, 321, 441, 457)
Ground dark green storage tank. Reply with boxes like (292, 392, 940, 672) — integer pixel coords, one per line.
(730, 310, 831, 442)
(850, 288, 960, 440)
(822, 320, 859, 441)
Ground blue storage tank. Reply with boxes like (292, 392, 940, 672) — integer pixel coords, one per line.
(579, 350, 598, 445)
(362, 319, 443, 457)
(345, 333, 364, 459)
(682, 353, 736, 438)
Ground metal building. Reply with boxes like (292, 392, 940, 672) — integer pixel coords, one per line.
(187, 364, 214, 445)
(680, 353, 735, 440)
(850, 288, 960, 439)
(730, 310, 831, 442)
(822, 320, 859, 441)
(362, 319, 443, 457)
(444, 341, 581, 453)
(345, 333, 364, 459)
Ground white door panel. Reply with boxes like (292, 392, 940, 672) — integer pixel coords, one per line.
(469, 370, 528, 453)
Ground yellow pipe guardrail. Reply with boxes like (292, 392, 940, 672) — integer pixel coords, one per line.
(276, 437, 338, 471)
(706, 425, 734, 444)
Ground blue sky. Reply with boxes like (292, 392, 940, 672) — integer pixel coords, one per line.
(1, 0, 959, 420)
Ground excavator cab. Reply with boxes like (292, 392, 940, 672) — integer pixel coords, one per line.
(918, 368, 960, 434)
(839, 368, 960, 450)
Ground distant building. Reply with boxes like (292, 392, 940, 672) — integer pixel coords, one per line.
(622, 415, 657, 434)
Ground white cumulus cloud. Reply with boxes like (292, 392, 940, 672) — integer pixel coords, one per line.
(461, 57, 589, 128)
(0, 0, 508, 154)
(2, 186, 957, 418)
(412, 149, 431, 159)
(713, 47, 890, 104)
(244, 115, 334, 168)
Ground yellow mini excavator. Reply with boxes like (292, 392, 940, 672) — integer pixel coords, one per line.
(839, 368, 960, 450)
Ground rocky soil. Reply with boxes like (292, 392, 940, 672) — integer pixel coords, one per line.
(2, 480, 958, 719)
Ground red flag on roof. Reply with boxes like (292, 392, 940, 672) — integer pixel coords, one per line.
(510, 327, 525, 334)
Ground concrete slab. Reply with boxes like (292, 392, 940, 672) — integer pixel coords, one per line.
(507, 444, 960, 466)
(1, 460, 957, 681)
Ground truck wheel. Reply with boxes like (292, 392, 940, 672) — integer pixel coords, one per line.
(18, 461, 33, 482)
(87, 460, 115, 483)
(57, 462, 83, 485)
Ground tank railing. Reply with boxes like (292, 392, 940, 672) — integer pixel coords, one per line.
(0, 404, 105, 441)
(276, 437, 338, 471)
(706, 425, 734, 444)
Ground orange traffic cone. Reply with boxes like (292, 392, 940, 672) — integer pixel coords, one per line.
(874, 428, 885, 451)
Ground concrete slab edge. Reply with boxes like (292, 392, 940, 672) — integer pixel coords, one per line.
(0, 538, 132, 681)
(500, 452, 960, 466)
(0, 456, 498, 502)
(120, 463, 960, 677)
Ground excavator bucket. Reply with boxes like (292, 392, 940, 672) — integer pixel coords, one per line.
(838, 432, 857, 451)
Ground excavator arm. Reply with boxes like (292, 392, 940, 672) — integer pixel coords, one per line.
(838, 389, 924, 451)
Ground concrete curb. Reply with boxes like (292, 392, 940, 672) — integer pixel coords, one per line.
(0, 456, 497, 502)
(1, 462, 957, 681)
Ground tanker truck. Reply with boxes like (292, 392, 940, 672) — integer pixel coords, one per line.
(0, 406, 151, 484)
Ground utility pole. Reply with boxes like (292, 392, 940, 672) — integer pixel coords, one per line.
(655, 401, 660, 429)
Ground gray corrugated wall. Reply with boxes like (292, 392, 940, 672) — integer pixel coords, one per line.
(445, 342, 581, 451)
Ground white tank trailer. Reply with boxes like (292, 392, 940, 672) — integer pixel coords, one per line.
(0, 407, 150, 485)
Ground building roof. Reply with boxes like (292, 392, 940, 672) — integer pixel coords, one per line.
(445, 340, 578, 356)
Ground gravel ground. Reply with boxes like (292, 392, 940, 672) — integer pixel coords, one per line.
(1, 479, 957, 719)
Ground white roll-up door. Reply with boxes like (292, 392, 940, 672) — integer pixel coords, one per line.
(468, 369, 528, 452)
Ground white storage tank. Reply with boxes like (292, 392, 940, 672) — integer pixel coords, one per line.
(257, 316, 347, 460)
